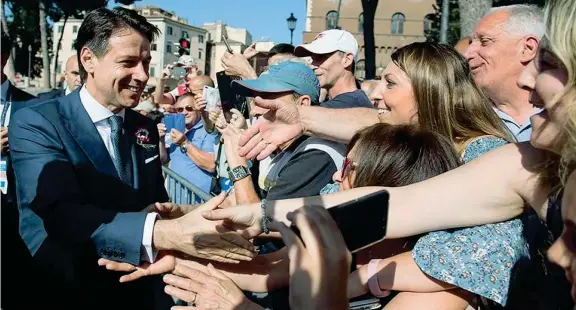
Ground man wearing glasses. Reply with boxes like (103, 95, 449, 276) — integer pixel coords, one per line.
(160, 91, 217, 199)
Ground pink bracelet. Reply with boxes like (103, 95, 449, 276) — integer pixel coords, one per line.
(368, 259, 391, 298)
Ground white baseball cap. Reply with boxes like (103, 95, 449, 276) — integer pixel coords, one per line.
(295, 29, 359, 61)
(177, 55, 196, 67)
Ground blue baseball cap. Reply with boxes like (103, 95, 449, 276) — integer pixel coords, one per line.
(231, 61, 320, 104)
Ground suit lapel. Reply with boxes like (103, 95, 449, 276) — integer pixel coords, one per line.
(124, 110, 143, 190)
(59, 90, 119, 180)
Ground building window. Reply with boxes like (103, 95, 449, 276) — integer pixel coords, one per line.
(150, 66, 155, 77)
(199, 50, 202, 59)
(424, 14, 434, 33)
(358, 13, 364, 33)
(198, 34, 204, 43)
(326, 11, 338, 30)
(73, 25, 78, 33)
(182, 30, 189, 39)
(208, 33, 211, 41)
(58, 25, 64, 33)
(56, 62, 62, 73)
(355, 60, 366, 80)
(71, 42, 75, 51)
(167, 26, 173, 36)
(151, 43, 157, 51)
(167, 41, 172, 53)
(391, 13, 405, 34)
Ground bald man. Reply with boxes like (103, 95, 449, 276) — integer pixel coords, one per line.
(38, 55, 82, 100)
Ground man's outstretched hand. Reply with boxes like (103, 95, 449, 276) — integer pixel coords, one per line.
(152, 193, 256, 264)
(238, 96, 304, 160)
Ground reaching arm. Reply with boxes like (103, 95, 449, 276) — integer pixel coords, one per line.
(298, 105, 380, 144)
(182, 142, 216, 173)
(205, 143, 549, 240)
(348, 251, 453, 298)
(10, 108, 146, 266)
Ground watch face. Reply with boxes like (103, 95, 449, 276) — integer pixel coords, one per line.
(229, 166, 249, 181)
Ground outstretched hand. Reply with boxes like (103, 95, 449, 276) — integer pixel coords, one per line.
(238, 96, 304, 160)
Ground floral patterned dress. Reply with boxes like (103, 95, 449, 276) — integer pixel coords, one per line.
(411, 136, 528, 306)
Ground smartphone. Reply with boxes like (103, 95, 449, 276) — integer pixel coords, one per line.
(349, 298, 382, 310)
(162, 114, 186, 147)
(203, 85, 220, 112)
(171, 66, 187, 80)
(291, 190, 389, 253)
(215, 71, 236, 122)
(222, 33, 234, 54)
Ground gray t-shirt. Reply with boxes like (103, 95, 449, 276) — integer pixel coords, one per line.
(320, 89, 374, 109)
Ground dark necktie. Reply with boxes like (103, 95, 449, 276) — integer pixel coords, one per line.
(107, 115, 134, 187)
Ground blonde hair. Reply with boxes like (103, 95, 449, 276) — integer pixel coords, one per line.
(543, 0, 576, 182)
(391, 42, 512, 154)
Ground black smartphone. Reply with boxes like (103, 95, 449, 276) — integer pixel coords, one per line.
(222, 33, 234, 54)
(215, 71, 236, 122)
(291, 190, 389, 253)
(349, 297, 382, 310)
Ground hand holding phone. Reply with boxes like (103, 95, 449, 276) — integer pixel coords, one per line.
(291, 190, 389, 253)
(274, 205, 352, 310)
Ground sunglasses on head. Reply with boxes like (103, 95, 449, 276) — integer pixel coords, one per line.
(341, 157, 356, 179)
(176, 106, 194, 113)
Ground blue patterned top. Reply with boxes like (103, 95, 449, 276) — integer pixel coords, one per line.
(412, 136, 528, 306)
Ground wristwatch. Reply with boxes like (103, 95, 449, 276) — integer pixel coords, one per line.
(180, 140, 189, 153)
(228, 165, 251, 183)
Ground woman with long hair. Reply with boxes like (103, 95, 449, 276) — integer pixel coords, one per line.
(204, 0, 576, 306)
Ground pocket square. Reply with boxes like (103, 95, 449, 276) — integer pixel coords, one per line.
(145, 155, 158, 164)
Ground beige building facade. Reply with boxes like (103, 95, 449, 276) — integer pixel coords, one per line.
(303, 0, 435, 78)
(202, 22, 252, 82)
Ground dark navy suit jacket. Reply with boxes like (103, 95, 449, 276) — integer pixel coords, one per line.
(36, 87, 66, 101)
(9, 89, 171, 309)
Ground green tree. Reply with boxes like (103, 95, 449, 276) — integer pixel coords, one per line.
(3, 0, 138, 85)
(425, 0, 461, 46)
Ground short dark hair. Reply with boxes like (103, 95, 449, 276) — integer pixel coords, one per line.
(76, 7, 160, 81)
(1, 31, 12, 55)
(268, 43, 295, 58)
(347, 124, 461, 188)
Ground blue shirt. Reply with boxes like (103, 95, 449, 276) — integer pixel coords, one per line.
(169, 120, 217, 194)
(493, 107, 542, 142)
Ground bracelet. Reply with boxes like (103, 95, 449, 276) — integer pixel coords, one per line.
(368, 259, 391, 298)
(261, 199, 272, 234)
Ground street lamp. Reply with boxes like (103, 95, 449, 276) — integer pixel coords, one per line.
(286, 13, 297, 45)
(28, 45, 32, 85)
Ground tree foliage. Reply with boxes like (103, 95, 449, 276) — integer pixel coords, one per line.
(3, 0, 138, 79)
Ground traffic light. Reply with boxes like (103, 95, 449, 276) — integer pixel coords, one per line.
(179, 38, 190, 56)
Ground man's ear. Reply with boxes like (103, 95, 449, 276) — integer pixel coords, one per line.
(298, 95, 312, 107)
(520, 35, 539, 63)
(80, 47, 97, 76)
(342, 52, 355, 69)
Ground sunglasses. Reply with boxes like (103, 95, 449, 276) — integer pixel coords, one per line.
(176, 106, 194, 113)
(341, 157, 356, 179)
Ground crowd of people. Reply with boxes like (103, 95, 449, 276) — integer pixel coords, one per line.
(1, 0, 576, 309)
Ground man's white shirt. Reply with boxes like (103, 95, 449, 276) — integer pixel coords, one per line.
(80, 86, 158, 262)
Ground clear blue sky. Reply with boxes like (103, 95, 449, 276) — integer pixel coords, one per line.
(111, 0, 307, 45)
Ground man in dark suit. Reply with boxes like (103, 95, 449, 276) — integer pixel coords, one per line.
(0, 30, 44, 310)
(37, 55, 81, 101)
(9, 8, 254, 309)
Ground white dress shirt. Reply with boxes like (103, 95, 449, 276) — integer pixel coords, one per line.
(65, 86, 72, 96)
(80, 86, 158, 262)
